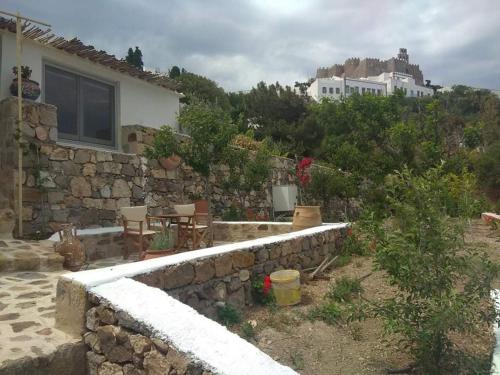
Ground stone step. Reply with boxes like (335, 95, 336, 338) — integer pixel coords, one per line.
(0, 240, 64, 272)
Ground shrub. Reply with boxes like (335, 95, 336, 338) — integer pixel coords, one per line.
(373, 166, 498, 373)
(327, 277, 363, 303)
(217, 304, 241, 326)
(148, 230, 174, 251)
(241, 321, 256, 339)
(308, 302, 343, 325)
(334, 254, 351, 268)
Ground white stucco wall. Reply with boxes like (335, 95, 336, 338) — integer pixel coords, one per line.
(0, 31, 181, 134)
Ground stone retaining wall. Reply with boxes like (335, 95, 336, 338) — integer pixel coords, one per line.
(212, 221, 292, 242)
(55, 223, 348, 336)
(0, 98, 298, 237)
(84, 278, 297, 375)
(84, 302, 214, 375)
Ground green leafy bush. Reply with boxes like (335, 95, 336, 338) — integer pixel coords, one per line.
(373, 166, 498, 373)
(327, 277, 363, 303)
(251, 276, 275, 305)
(241, 321, 255, 339)
(308, 302, 343, 325)
(217, 304, 241, 326)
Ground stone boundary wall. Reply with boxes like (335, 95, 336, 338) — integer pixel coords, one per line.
(85, 278, 297, 375)
(0, 98, 298, 236)
(55, 223, 348, 336)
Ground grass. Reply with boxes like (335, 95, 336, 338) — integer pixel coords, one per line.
(308, 302, 343, 325)
(241, 321, 255, 339)
(327, 276, 363, 303)
(217, 304, 241, 326)
(334, 254, 352, 267)
(290, 351, 305, 370)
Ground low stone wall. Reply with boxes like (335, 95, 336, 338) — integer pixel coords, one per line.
(55, 223, 347, 336)
(85, 278, 297, 375)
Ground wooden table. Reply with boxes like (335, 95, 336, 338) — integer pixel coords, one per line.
(156, 213, 195, 250)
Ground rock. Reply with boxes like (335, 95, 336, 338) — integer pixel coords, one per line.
(35, 126, 48, 141)
(232, 252, 255, 269)
(83, 198, 104, 209)
(163, 263, 195, 289)
(151, 169, 166, 179)
(129, 334, 152, 355)
(87, 351, 106, 375)
(166, 347, 189, 374)
(48, 191, 65, 204)
(71, 177, 92, 198)
(227, 287, 245, 308)
(39, 106, 57, 127)
(62, 160, 81, 175)
(143, 350, 171, 374)
(49, 127, 58, 141)
(123, 364, 145, 375)
(97, 305, 117, 325)
(86, 307, 100, 331)
(121, 164, 136, 177)
(194, 261, 215, 283)
(269, 246, 282, 260)
(214, 255, 233, 277)
(96, 151, 113, 162)
(83, 163, 97, 177)
(152, 339, 169, 354)
(239, 269, 250, 282)
(49, 148, 69, 161)
(116, 198, 131, 209)
(96, 325, 117, 353)
(101, 186, 112, 198)
(112, 180, 131, 198)
(84, 331, 102, 353)
(97, 361, 123, 375)
(213, 282, 227, 301)
(74, 149, 91, 163)
(0, 208, 15, 239)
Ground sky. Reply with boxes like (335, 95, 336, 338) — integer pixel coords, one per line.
(3, 0, 500, 92)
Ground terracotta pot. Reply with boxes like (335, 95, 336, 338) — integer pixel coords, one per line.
(292, 206, 322, 231)
(54, 224, 86, 271)
(143, 249, 175, 260)
(158, 155, 181, 170)
(10, 78, 41, 100)
(194, 199, 209, 214)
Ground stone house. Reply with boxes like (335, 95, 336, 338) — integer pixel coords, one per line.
(0, 16, 182, 151)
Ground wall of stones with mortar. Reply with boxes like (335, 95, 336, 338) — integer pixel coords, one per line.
(131, 225, 347, 320)
(84, 304, 212, 375)
(0, 98, 299, 237)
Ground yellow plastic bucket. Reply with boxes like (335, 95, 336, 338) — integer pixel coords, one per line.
(270, 270, 301, 306)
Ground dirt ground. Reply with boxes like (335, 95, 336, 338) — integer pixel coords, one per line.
(231, 219, 500, 374)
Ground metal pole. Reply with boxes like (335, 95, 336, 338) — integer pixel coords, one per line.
(16, 12, 23, 237)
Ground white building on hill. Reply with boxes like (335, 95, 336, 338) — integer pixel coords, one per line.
(307, 72, 433, 101)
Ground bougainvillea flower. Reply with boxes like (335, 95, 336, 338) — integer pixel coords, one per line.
(263, 275, 272, 295)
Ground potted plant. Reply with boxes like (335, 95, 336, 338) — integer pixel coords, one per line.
(144, 125, 182, 170)
(10, 66, 41, 100)
(292, 157, 322, 230)
(189, 192, 209, 213)
(143, 229, 175, 260)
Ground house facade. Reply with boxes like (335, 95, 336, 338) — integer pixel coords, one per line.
(307, 71, 433, 101)
(0, 18, 182, 151)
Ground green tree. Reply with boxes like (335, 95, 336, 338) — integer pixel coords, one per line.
(169, 65, 181, 79)
(125, 46, 144, 71)
(175, 71, 230, 109)
(222, 142, 272, 212)
(372, 166, 497, 373)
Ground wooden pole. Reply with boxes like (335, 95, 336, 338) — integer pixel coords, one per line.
(0, 9, 50, 238)
(16, 12, 23, 237)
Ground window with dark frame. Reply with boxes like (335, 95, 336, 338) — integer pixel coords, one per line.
(45, 65, 115, 146)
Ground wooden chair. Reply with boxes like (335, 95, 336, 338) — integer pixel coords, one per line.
(173, 204, 212, 250)
(121, 206, 167, 259)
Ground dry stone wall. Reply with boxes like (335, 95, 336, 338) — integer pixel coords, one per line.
(0, 98, 296, 236)
(84, 306, 212, 375)
(130, 224, 347, 319)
